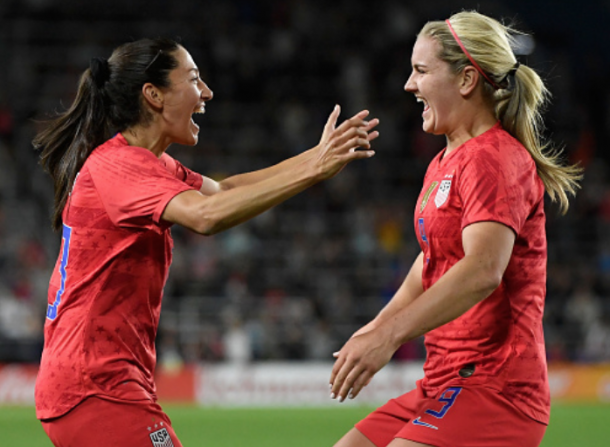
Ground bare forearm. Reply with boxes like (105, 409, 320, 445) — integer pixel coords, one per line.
(190, 158, 321, 234)
(383, 254, 500, 347)
(218, 148, 315, 191)
(165, 107, 379, 235)
(330, 222, 514, 402)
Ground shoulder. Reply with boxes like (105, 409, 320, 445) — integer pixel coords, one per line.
(159, 152, 178, 171)
(87, 134, 161, 172)
(461, 124, 535, 172)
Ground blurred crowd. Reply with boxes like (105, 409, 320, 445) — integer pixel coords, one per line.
(0, 0, 609, 366)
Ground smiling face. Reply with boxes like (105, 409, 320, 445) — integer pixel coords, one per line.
(159, 46, 213, 146)
(404, 36, 462, 136)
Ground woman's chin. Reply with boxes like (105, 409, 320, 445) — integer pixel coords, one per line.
(422, 119, 443, 136)
(176, 131, 199, 146)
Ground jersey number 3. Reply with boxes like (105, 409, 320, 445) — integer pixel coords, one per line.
(47, 225, 72, 320)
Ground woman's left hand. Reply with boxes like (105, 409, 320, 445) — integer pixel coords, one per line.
(329, 326, 398, 402)
(313, 106, 379, 181)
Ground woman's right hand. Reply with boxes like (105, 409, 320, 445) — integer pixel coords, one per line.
(314, 105, 379, 180)
(330, 324, 398, 402)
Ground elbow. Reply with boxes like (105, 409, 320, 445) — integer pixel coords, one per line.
(476, 266, 504, 297)
(194, 226, 216, 237)
(194, 220, 223, 236)
(485, 270, 503, 293)
(465, 255, 505, 298)
(190, 202, 241, 236)
(191, 212, 224, 236)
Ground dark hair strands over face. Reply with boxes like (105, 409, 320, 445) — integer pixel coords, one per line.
(34, 38, 181, 231)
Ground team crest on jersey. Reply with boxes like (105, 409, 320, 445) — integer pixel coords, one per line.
(434, 179, 452, 208)
(150, 428, 174, 447)
(420, 181, 439, 213)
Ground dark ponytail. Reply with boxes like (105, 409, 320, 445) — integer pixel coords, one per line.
(34, 38, 180, 231)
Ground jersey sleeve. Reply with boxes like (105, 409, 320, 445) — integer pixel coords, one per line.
(88, 147, 199, 232)
(160, 153, 204, 190)
(458, 142, 540, 235)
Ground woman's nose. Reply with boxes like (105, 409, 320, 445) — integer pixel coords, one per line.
(201, 81, 213, 101)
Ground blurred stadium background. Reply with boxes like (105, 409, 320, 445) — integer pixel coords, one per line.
(0, 0, 609, 445)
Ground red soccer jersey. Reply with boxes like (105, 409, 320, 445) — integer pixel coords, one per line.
(35, 134, 203, 420)
(413, 123, 550, 423)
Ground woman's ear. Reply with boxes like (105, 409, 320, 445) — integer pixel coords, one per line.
(141, 83, 164, 111)
(459, 66, 480, 96)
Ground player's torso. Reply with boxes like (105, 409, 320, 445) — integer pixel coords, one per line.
(37, 156, 174, 418)
(412, 133, 550, 422)
(415, 152, 464, 283)
(48, 162, 173, 323)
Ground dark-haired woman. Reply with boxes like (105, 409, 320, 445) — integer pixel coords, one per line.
(329, 11, 581, 447)
(34, 38, 379, 447)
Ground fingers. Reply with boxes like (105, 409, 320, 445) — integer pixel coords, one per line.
(329, 351, 344, 394)
(332, 132, 376, 160)
(315, 107, 379, 179)
(368, 130, 380, 142)
(331, 116, 379, 149)
(364, 118, 380, 133)
(358, 120, 380, 145)
(348, 370, 373, 399)
(330, 354, 371, 402)
(337, 365, 365, 401)
(334, 110, 378, 137)
(335, 109, 370, 133)
(330, 344, 362, 402)
(323, 104, 341, 135)
(331, 126, 372, 151)
(323, 109, 379, 150)
(329, 351, 353, 401)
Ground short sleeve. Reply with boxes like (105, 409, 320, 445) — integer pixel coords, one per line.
(88, 146, 198, 231)
(160, 153, 204, 190)
(458, 142, 540, 236)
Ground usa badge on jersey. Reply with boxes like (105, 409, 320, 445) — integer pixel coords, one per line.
(434, 179, 452, 208)
(150, 428, 174, 447)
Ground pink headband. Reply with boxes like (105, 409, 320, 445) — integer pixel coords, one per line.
(445, 19, 499, 90)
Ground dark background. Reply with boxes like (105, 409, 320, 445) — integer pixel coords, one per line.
(0, 0, 608, 366)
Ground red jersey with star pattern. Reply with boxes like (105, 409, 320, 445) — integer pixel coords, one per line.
(414, 123, 550, 424)
(35, 134, 203, 420)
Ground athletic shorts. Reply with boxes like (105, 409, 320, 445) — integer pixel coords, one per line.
(41, 396, 183, 447)
(355, 381, 546, 447)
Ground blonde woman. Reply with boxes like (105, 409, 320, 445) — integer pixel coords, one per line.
(330, 11, 581, 447)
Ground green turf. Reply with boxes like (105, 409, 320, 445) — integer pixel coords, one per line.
(1, 403, 608, 446)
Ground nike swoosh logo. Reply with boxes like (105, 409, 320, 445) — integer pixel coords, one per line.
(412, 417, 438, 430)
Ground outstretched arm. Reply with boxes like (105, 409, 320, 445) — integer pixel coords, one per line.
(329, 221, 515, 401)
(210, 123, 380, 195)
(163, 106, 379, 234)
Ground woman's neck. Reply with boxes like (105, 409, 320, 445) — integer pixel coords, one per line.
(444, 107, 497, 154)
(122, 125, 168, 158)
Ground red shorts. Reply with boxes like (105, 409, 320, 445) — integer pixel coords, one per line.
(355, 381, 546, 447)
(41, 396, 183, 447)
